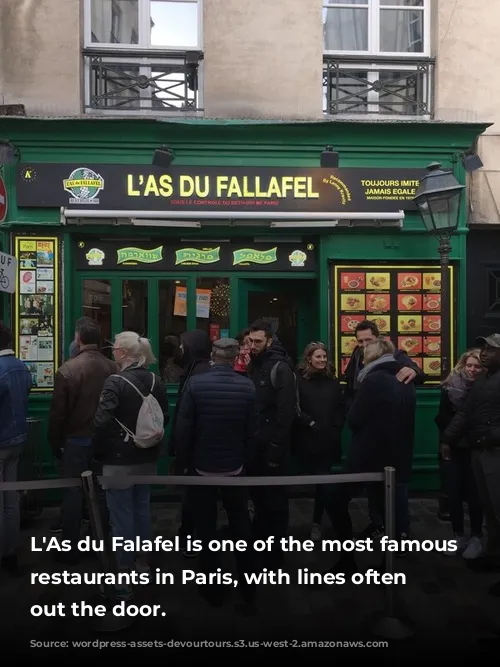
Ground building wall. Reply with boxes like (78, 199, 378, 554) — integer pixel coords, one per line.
(0, 0, 81, 116)
(434, 0, 500, 224)
(202, 0, 323, 120)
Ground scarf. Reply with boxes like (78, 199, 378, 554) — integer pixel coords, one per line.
(443, 371, 474, 409)
(357, 354, 396, 384)
(0, 349, 15, 357)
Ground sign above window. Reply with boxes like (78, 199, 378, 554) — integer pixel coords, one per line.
(74, 240, 317, 272)
(17, 164, 425, 213)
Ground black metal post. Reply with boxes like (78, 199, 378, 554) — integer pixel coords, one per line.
(437, 234, 452, 381)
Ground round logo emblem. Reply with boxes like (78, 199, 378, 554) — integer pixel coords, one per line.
(63, 167, 104, 204)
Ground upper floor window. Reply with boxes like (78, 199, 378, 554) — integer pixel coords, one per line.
(86, 0, 201, 50)
(323, 0, 430, 56)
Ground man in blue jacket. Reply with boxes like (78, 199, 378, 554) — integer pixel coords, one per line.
(175, 338, 258, 609)
(0, 324, 32, 575)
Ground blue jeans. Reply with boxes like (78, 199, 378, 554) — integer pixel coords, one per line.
(368, 482, 410, 537)
(105, 483, 151, 569)
(0, 444, 22, 558)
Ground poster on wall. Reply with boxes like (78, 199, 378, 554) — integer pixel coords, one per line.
(334, 264, 455, 385)
(14, 237, 59, 391)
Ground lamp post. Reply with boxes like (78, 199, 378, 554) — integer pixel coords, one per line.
(413, 162, 465, 380)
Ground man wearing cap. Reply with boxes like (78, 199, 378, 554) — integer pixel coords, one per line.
(441, 334, 500, 583)
(174, 338, 258, 608)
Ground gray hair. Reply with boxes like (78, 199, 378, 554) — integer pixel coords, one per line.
(363, 337, 395, 365)
(114, 331, 156, 368)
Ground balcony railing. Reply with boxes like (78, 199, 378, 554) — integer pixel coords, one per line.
(83, 48, 203, 115)
(323, 55, 435, 118)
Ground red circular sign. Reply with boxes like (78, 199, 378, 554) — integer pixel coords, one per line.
(0, 176, 7, 223)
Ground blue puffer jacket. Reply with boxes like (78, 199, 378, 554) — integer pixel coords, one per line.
(0, 350, 32, 448)
(174, 364, 257, 473)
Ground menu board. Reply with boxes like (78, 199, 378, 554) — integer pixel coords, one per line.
(14, 237, 59, 391)
(334, 264, 455, 385)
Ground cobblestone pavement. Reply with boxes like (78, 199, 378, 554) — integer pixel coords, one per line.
(3, 495, 500, 657)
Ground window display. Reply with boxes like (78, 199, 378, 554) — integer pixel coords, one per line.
(334, 264, 455, 384)
(14, 237, 59, 391)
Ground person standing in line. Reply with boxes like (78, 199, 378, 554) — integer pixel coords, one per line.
(436, 349, 484, 559)
(294, 342, 344, 542)
(246, 319, 297, 567)
(319, 338, 416, 578)
(175, 338, 258, 609)
(0, 325, 32, 576)
(93, 332, 169, 602)
(233, 328, 251, 375)
(49, 337, 84, 534)
(168, 330, 212, 556)
(441, 335, 500, 590)
(343, 320, 425, 542)
(47, 317, 116, 564)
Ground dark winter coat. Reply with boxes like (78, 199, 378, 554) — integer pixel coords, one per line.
(168, 330, 212, 457)
(345, 359, 416, 483)
(246, 346, 297, 467)
(343, 346, 426, 410)
(175, 364, 258, 473)
(294, 371, 345, 470)
(92, 365, 169, 465)
(441, 368, 500, 450)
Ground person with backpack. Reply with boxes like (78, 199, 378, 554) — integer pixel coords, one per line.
(246, 319, 297, 566)
(92, 332, 169, 601)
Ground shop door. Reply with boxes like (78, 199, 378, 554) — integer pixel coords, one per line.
(239, 278, 318, 365)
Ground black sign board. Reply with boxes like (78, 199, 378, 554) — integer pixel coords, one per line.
(17, 164, 424, 213)
(74, 239, 317, 272)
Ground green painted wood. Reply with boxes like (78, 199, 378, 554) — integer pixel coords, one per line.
(2, 116, 489, 492)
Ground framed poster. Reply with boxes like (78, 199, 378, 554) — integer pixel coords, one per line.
(333, 264, 456, 385)
(14, 237, 59, 392)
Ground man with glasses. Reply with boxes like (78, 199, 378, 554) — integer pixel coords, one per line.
(246, 319, 297, 567)
(47, 317, 116, 564)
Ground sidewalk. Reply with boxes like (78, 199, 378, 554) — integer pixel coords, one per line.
(3, 495, 500, 656)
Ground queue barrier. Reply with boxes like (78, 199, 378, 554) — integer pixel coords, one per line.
(0, 468, 414, 640)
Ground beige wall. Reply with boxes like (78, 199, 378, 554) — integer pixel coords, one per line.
(434, 0, 500, 223)
(202, 0, 323, 120)
(0, 0, 81, 116)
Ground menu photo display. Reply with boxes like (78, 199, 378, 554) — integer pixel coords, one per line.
(16, 238, 57, 390)
(337, 266, 450, 382)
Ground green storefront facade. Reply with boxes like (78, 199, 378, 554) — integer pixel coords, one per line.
(0, 116, 488, 490)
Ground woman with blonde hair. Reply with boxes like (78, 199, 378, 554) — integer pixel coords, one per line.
(295, 341, 344, 541)
(436, 348, 484, 559)
(92, 332, 169, 600)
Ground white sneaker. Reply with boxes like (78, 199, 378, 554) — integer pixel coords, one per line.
(462, 536, 483, 560)
(443, 534, 467, 556)
(311, 524, 322, 542)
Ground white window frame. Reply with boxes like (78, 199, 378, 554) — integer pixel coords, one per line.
(84, 0, 203, 52)
(322, 0, 431, 58)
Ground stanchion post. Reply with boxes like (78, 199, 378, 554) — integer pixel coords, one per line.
(384, 465, 396, 618)
(369, 466, 415, 640)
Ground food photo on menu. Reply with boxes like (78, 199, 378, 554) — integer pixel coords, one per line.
(423, 273, 441, 290)
(367, 293, 390, 312)
(398, 273, 422, 290)
(423, 293, 441, 311)
(398, 294, 423, 311)
(341, 293, 366, 312)
(399, 315, 423, 333)
(340, 272, 366, 290)
(366, 273, 390, 290)
(398, 336, 423, 356)
(367, 315, 390, 333)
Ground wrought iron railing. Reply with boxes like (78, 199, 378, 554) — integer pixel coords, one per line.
(83, 48, 203, 114)
(323, 55, 435, 118)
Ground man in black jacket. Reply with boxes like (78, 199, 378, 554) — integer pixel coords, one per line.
(169, 329, 212, 553)
(175, 338, 258, 607)
(441, 334, 500, 583)
(246, 319, 297, 565)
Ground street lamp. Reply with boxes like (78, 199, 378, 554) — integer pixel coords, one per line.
(413, 162, 465, 380)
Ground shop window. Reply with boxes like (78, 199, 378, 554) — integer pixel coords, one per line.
(159, 279, 188, 383)
(82, 278, 112, 345)
(122, 280, 148, 336)
(196, 277, 230, 342)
